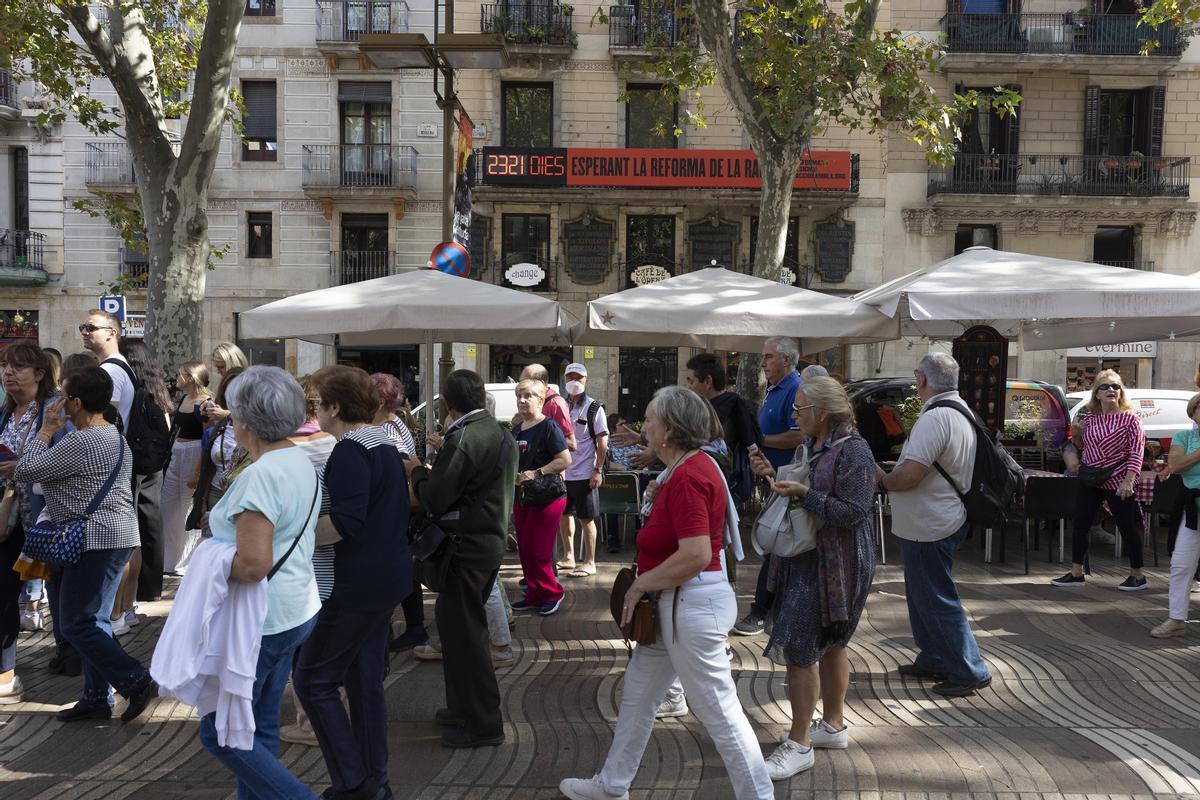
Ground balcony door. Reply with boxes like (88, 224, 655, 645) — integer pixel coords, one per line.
(340, 214, 390, 284)
(339, 83, 392, 186)
(344, 1, 392, 40)
(953, 83, 1020, 190)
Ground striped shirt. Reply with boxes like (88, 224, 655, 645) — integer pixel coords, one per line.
(1080, 409, 1144, 490)
(290, 431, 338, 601)
(379, 417, 416, 458)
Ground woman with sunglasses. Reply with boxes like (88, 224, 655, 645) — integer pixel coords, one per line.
(1052, 370, 1147, 590)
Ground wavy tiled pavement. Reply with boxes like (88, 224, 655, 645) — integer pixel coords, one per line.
(2, 537, 1198, 799)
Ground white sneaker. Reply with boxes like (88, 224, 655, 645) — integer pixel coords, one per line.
(1192, 580, 1200, 593)
(809, 718, 849, 749)
(0, 675, 24, 705)
(19, 610, 45, 632)
(655, 693, 689, 718)
(110, 616, 131, 637)
(492, 646, 515, 667)
(414, 643, 443, 661)
(124, 607, 140, 627)
(765, 738, 814, 780)
(559, 775, 629, 800)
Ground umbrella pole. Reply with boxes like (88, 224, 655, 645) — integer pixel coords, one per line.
(425, 331, 436, 453)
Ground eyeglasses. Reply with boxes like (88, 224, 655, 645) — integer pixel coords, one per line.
(1, 363, 30, 373)
(792, 403, 815, 413)
(78, 324, 112, 334)
(1096, 383, 1123, 392)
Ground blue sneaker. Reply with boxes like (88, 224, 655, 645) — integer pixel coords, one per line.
(511, 599, 537, 612)
(538, 597, 563, 616)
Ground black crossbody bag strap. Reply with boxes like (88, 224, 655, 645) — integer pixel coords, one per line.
(267, 482, 321, 581)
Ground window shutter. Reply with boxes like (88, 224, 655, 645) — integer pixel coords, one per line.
(1143, 84, 1166, 158)
(1004, 84, 1021, 156)
(1083, 85, 1101, 156)
(947, 0, 962, 13)
(242, 81, 277, 139)
(338, 82, 392, 104)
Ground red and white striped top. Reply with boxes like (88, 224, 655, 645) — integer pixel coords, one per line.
(1081, 409, 1144, 490)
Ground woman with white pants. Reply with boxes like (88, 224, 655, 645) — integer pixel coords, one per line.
(1151, 393, 1200, 639)
(560, 387, 772, 800)
(161, 362, 210, 574)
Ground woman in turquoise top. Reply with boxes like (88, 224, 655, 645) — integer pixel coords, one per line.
(198, 366, 321, 800)
(1151, 393, 1200, 639)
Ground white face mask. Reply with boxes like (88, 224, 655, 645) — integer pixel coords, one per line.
(565, 380, 584, 397)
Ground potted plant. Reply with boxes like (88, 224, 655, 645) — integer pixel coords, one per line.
(1103, 155, 1123, 169)
(1151, 157, 1170, 170)
(1124, 150, 1144, 170)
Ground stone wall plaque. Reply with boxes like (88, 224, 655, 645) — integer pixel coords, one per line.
(563, 217, 614, 285)
(688, 218, 738, 271)
(815, 222, 854, 283)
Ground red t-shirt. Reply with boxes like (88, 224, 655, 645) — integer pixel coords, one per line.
(636, 454, 726, 575)
(543, 389, 574, 442)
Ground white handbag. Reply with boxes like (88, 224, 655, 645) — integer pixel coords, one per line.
(752, 445, 819, 557)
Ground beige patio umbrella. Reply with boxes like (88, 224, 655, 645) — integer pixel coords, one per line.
(239, 268, 571, 435)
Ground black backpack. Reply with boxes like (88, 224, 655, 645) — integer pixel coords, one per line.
(102, 357, 173, 476)
(925, 400, 1024, 530)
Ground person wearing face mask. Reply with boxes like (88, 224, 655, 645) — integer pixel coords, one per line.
(558, 364, 608, 579)
(1051, 369, 1146, 591)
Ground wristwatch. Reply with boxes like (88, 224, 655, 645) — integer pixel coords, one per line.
(592, 467, 603, 474)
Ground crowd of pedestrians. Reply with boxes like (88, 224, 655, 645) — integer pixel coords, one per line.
(3, 319, 1198, 799)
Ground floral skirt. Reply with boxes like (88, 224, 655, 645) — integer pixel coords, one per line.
(763, 524, 875, 669)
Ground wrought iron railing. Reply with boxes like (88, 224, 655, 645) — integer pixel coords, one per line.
(119, 246, 149, 285)
(940, 12, 1183, 57)
(302, 144, 418, 189)
(928, 153, 1190, 198)
(0, 230, 47, 272)
(0, 69, 16, 109)
(316, 0, 410, 42)
(481, 3, 574, 46)
(493, 256, 557, 292)
(331, 250, 396, 285)
(608, 3, 690, 48)
(85, 142, 136, 185)
(1093, 259, 1155, 271)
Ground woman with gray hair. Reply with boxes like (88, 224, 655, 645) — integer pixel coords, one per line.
(196, 365, 322, 799)
(560, 386, 773, 800)
(749, 376, 876, 778)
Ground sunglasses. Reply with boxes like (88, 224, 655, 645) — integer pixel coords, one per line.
(792, 403, 815, 413)
(78, 324, 112, 334)
(1096, 383, 1123, 392)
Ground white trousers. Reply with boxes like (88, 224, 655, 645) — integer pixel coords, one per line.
(161, 439, 203, 573)
(1169, 518, 1200, 621)
(598, 573, 773, 799)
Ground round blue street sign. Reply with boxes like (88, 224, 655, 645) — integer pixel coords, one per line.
(430, 241, 471, 278)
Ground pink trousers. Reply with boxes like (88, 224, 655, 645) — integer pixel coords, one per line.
(513, 497, 567, 605)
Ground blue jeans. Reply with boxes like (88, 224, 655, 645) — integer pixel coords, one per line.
(897, 522, 990, 685)
(199, 615, 318, 800)
(58, 547, 148, 705)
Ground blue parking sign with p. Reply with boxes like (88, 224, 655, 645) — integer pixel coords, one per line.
(99, 295, 126, 322)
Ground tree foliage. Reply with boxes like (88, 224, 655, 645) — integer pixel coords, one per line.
(0, 0, 247, 369)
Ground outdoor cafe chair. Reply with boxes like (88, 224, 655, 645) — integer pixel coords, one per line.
(1149, 473, 1183, 564)
(597, 470, 643, 557)
(1010, 475, 1080, 575)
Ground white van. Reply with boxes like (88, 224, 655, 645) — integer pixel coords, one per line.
(1067, 389, 1197, 449)
(413, 382, 559, 424)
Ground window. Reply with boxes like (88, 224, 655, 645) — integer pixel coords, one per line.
(11, 148, 28, 232)
(247, 212, 273, 259)
(245, 0, 276, 16)
(626, 84, 677, 149)
(502, 83, 553, 148)
(957, 85, 1019, 156)
(501, 214, 551, 291)
(954, 224, 997, 254)
(339, 83, 393, 185)
(1092, 226, 1136, 268)
(242, 81, 277, 161)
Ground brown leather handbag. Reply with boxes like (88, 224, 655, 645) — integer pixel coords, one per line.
(609, 565, 658, 648)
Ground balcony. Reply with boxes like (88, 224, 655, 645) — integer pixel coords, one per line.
(1093, 259, 1155, 271)
(608, 3, 692, 56)
(85, 142, 136, 187)
(481, 3, 575, 53)
(928, 153, 1190, 198)
(120, 246, 150, 287)
(0, 230, 49, 286)
(940, 12, 1183, 72)
(302, 144, 418, 198)
(0, 69, 17, 122)
(317, 0, 409, 44)
(331, 250, 396, 285)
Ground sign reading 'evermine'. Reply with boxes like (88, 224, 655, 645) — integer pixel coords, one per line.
(481, 147, 854, 191)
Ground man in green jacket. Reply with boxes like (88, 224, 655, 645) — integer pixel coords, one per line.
(405, 369, 517, 749)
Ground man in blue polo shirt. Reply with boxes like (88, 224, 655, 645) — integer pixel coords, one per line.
(733, 336, 806, 637)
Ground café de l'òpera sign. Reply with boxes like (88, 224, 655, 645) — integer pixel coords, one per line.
(631, 264, 672, 286)
(506, 262, 546, 287)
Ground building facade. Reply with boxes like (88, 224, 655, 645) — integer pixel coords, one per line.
(0, 0, 1196, 414)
